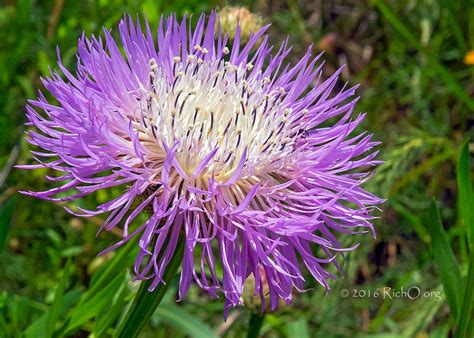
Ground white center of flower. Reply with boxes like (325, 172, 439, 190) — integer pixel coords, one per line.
(136, 48, 299, 182)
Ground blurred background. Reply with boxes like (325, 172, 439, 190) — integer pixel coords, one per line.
(0, 0, 473, 337)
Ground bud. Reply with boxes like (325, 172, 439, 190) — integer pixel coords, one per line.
(219, 7, 264, 43)
(242, 265, 271, 312)
(318, 32, 338, 53)
(70, 218, 84, 231)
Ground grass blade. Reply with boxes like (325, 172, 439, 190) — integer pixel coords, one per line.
(373, 0, 474, 110)
(428, 200, 462, 320)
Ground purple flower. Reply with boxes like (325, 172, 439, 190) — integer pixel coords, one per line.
(20, 12, 382, 314)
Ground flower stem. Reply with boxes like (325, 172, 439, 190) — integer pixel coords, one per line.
(247, 312, 265, 338)
(116, 236, 185, 338)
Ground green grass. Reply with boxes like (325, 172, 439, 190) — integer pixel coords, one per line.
(0, 0, 473, 337)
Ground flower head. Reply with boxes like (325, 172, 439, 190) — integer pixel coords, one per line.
(21, 12, 382, 315)
(464, 51, 474, 65)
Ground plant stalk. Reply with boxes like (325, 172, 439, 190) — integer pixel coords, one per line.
(247, 312, 265, 338)
(116, 236, 185, 337)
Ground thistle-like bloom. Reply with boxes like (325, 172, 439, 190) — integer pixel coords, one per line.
(21, 12, 382, 314)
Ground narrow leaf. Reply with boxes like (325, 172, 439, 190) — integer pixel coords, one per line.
(287, 318, 309, 338)
(457, 139, 474, 245)
(116, 236, 185, 338)
(390, 198, 429, 243)
(455, 139, 474, 338)
(24, 289, 82, 338)
(428, 200, 462, 320)
(456, 253, 474, 338)
(45, 261, 71, 337)
(64, 271, 126, 334)
(85, 238, 137, 303)
(154, 304, 217, 338)
(92, 278, 128, 337)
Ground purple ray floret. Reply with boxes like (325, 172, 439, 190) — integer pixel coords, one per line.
(20, 12, 382, 315)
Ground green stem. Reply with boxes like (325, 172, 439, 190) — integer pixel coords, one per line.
(247, 312, 265, 338)
(116, 236, 185, 338)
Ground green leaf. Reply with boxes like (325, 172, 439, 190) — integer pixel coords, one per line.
(82, 238, 137, 305)
(55, 235, 136, 335)
(390, 198, 429, 243)
(92, 277, 128, 337)
(455, 139, 474, 338)
(153, 304, 217, 338)
(456, 252, 474, 338)
(0, 196, 15, 251)
(5, 293, 43, 334)
(60, 246, 84, 258)
(438, 0, 466, 50)
(63, 270, 126, 334)
(358, 335, 402, 338)
(45, 261, 71, 337)
(400, 290, 444, 337)
(116, 236, 185, 338)
(430, 324, 450, 338)
(428, 200, 462, 320)
(24, 289, 82, 338)
(287, 318, 309, 338)
(457, 139, 474, 245)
